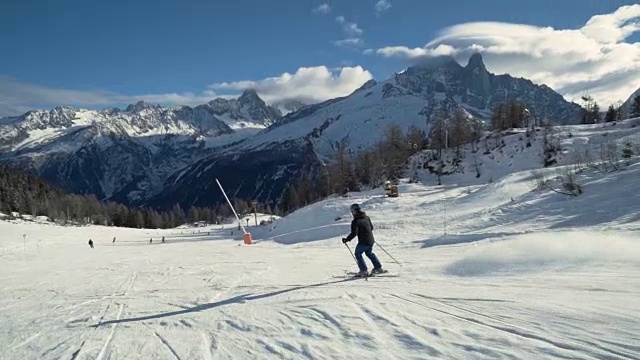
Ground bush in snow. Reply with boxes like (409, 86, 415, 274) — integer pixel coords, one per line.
(533, 169, 583, 197)
(622, 143, 634, 159)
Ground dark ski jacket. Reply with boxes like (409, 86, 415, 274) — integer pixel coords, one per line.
(345, 211, 375, 246)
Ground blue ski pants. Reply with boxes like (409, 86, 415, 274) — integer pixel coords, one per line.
(355, 244, 382, 272)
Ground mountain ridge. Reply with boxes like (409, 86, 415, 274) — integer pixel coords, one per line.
(0, 53, 588, 210)
(147, 53, 586, 209)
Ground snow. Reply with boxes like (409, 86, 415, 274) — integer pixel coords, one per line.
(2, 120, 640, 359)
(0, 102, 270, 156)
(235, 79, 429, 155)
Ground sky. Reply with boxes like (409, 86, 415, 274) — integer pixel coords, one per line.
(1, 0, 640, 116)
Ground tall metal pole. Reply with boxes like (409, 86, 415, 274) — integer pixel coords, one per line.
(215, 178, 246, 235)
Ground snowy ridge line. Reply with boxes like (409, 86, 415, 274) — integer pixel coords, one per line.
(389, 293, 637, 360)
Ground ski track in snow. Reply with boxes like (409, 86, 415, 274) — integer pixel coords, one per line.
(1, 138, 640, 358)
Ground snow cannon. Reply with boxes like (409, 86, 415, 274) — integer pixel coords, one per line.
(216, 178, 253, 245)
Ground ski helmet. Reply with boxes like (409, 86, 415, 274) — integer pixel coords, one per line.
(350, 203, 361, 212)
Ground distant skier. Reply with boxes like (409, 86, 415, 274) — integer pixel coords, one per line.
(150, 238, 153, 244)
(161, 236, 165, 243)
(112, 236, 116, 244)
(88, 239, 94, 248)
(342, 203, 384, 277)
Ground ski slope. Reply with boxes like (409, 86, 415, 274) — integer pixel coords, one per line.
(2, 143, 640, 359)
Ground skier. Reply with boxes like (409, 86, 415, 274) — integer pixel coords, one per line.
(112, 236, 116, 244)
(342, 203, 384, 277)
(88, 239, 94, 249)
(161, 236, 165, 243)
(150, 238, 153, 244)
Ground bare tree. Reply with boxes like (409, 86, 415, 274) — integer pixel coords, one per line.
(428, 110, 448, 158)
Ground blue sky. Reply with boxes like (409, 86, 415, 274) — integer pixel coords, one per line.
(1, 0, 639, 116)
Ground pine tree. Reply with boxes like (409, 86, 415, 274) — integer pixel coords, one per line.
(281, 184, 300, 213)
(135, 211, 145, 228)
(295, 170, 313, 205)
(604, 105, 618, 122)
(354, 150, 374, 186)
(406, 125, 427, 151)
(172, 204, 186, 224)
(317, 165, 331, 197)
(187, 206, 200, 223)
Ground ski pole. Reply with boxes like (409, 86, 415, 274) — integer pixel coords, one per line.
(344, 242, 359, 267)
(374, 241, 402, 266)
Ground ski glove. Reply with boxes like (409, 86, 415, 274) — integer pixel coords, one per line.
(342, 238, 349, 244)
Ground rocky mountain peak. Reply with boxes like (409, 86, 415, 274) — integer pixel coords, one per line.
(238, 89, 261, 104)
(125, 101, 160, 113)
(465, 52, 487, 72)
(464, 52, 491, 99)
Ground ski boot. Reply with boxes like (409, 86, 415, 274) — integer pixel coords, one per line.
(370, 268, 388, 276)
(354, 270, 369, 278)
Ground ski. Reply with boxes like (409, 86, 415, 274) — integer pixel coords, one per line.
(339, 270, 396, 278)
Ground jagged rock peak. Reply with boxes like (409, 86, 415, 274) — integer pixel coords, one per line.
(125, 101, 160, 112)
(238, 89, 262, 103)
(466, 52, 487, 72)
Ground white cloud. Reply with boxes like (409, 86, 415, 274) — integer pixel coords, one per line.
(208, 65, 374, 105)
(312, 4, 331, 14)
(0, 65, 374, 117)
(372, 4, 640, 106)
(334, 38, 363, 48)
(336, 15, 363, 36)
(375, 0, 391, 16)
(332, 15, 364, 48)
(374, 44, 456, 58)
(0, 76, 225, 117)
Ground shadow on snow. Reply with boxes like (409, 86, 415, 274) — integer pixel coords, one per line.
(92, 278, 356, 327)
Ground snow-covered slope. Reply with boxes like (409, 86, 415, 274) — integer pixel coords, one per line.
(1, 133, 639, 359)
(408, 117, 640, 187)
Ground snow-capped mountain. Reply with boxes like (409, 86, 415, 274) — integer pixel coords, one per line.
(207, 89, 283, 128)
(0, 91, 281, 204)
(148, 53, 585, 209)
